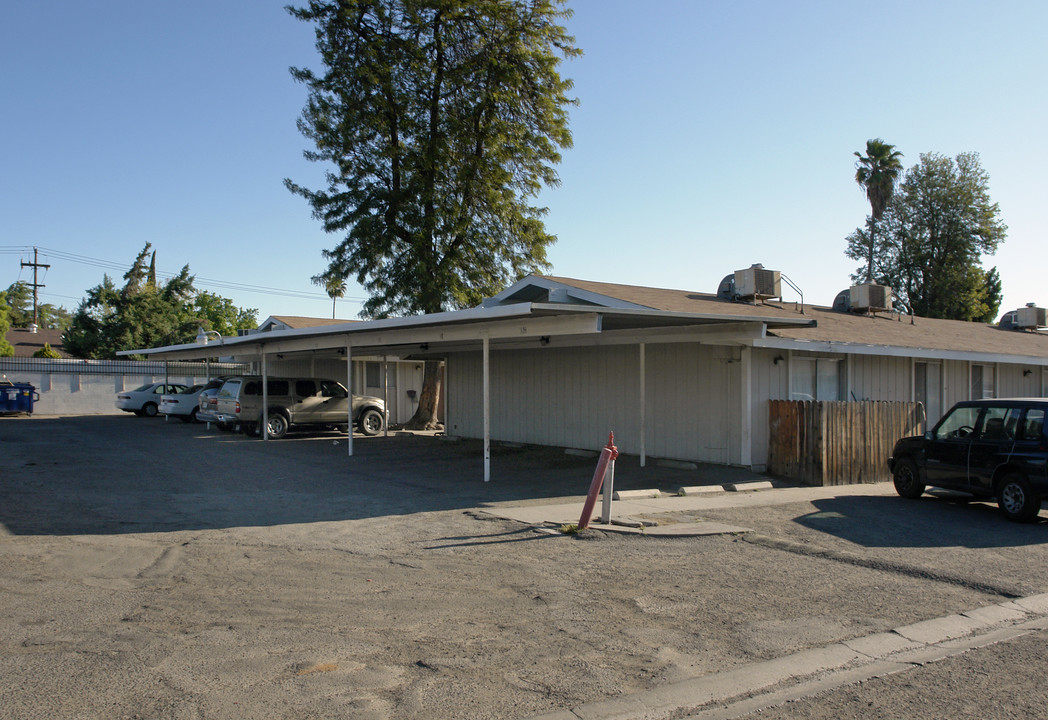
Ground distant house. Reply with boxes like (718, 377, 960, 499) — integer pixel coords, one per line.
(257, 315, 359, 333)
(4, 326, 71, 358)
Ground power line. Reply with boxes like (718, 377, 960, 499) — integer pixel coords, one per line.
(2, 245, 367, 305)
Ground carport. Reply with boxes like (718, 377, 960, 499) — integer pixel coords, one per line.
(122, 302, 814, 481)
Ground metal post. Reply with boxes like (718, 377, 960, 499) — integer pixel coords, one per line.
(639, 343, 646, 468)
(346, 343, 353, 457)
(261, 349, 269, 441)
(383, 356, 389, 438)
(740, 345, 752, 468)
(601, 456, 615, 524)
(483, 336, 490, 482)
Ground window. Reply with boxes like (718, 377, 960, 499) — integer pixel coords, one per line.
(320, 380, 348, 398)
(365, 362, 396, 390)
(218, 380, 241, 399)
(791, 357, 841, 401)
(295, 380, 318, 398)
(1021, 409, 1045, 441)
(975, 407, 1019, 440)
(933, 405, 981, 439)
(971, 364, 995, 399)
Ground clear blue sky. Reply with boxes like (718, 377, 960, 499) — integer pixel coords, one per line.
(2, 1, 1045, 324)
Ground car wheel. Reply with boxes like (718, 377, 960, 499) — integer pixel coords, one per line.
(142, 402, 159, 417)
(133, 409, 146, 417)
(893, 459, 925, 499)
(358, 408, 384, 436)
(266, 412, 290, 440)
(997, 474, 1040, 523)
(189, 407, 200, 423)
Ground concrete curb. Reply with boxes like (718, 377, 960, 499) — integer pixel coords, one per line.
(523, 594, 1048, 720)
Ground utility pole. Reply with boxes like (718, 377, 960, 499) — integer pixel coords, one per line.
(20, 247, 50, 326)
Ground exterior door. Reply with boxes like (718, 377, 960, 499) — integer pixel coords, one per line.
(966, 406, 1018, 493)
(924, 405, 982, 487)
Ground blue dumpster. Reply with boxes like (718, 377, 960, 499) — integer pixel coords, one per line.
(0, 382, 37, 415)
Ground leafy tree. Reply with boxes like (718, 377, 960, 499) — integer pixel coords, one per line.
(0, 290, 13, 357)
(853, 139, 904, 283)
(32, 342, 62, 359)
(1, 281, 71, 331)
(846, 152, 1007, 322)
(193, 291, 259, 337)
(287, 0, 580, 428)
(64, 244, 257, 358)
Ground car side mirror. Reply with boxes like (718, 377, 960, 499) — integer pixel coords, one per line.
(924, 431, 933, 440)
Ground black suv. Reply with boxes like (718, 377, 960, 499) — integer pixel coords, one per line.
(889, 398, 1047, 522)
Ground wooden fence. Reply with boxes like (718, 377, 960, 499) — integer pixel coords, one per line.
(768, 400, 926, 486)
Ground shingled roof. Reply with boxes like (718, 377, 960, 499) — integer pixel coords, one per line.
(543, 276, 1048, 361)
(4, 327, 72, 358)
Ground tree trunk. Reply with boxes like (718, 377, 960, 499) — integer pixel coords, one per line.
(866, 217, 877, 283)
(403, 359, 443, 430)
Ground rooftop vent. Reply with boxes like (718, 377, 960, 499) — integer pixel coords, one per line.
(849, 283, 892, 314)
(734, 264, 781, 302)
(1016, 304, 1047, 329)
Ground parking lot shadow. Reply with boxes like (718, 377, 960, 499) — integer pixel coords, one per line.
(0, 415, 746, 536)
(793, 494, 1047, 550)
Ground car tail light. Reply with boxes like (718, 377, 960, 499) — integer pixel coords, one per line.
(234, 401, 241, 415)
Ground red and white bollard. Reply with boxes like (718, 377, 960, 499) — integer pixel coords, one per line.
(578, 432, 619, 530)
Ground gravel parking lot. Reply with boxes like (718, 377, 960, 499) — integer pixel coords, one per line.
(2, 415, 1046, 719)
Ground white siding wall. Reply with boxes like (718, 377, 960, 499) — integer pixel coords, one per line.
(998, 363, 1043, 398)
(749, 347, 790, 468)
(849, 355, 912, 401)
(447, 342, 741, 465)
(943, 360, 970, 408)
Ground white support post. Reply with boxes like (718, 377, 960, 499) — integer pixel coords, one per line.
(383, 356, 389, 438)
(261, 350, 269, 441)
(442, 358, 449, 430)
(483, 336, 490, 483)
(639, 343, 646, 468)
(740, 345, 752, 468)
(346, 343, 353, 457)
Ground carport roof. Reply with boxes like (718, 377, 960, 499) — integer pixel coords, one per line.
(118, 299, 816, 362)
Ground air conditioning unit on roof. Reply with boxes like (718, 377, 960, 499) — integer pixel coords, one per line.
(734, 265, 780, 300)
(1016, 304, 1047, 329)
(849, 283, 892, 313)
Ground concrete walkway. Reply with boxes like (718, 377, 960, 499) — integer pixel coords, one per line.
(479, 481, 899, 537)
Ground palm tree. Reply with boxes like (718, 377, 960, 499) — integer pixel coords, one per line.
(854, 139, 904, 282)
(312, 273, 347, 319)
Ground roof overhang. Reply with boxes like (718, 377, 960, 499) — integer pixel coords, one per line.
(118, 303, 817, 362)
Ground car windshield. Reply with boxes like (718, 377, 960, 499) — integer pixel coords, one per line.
(932, 405, 981, 440)
(182, 385, 204, 394)
(132, 383, 154, 393)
